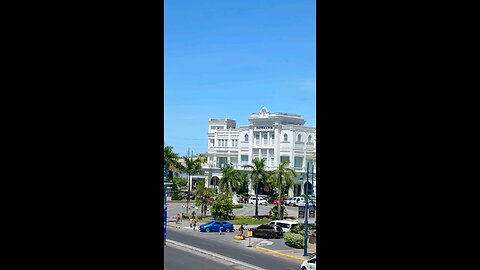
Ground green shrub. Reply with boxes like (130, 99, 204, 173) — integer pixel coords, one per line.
(172, 192, 183, 200)
(284, 232, 304, 249)
(290, 223, 316, 235)
(269, 205, 287, 219)
(211, 192, 233, 220)
(232, 204, 244, 209)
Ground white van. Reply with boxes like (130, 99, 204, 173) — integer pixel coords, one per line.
(269, 220, 298, 232)
(248, 197, 268, 205)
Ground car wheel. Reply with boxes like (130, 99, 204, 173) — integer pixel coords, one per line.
(301, 267, 307, 270)
(205, 228, 210, 232)
(225, 228, 231, 232)
(267, 233, 272, 239)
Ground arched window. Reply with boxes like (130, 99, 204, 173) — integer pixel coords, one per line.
(308, 135, 312, 143)
(297, 134, 302, 142)
(244, 134, 249, 142)
(284, 134, 288, 141)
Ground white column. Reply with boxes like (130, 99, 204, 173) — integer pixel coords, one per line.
(266, 148, 269, 169)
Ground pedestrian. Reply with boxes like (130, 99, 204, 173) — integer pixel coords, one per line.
(193, 218, 197, 231)
(175, 213, 180, 224)
(220, 220, 224, 235)
(239, 224, 244, 237)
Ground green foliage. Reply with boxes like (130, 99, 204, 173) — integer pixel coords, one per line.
(219, 166, 239, 193)
(193, 179, 215, 215)
(172, 176, 187, 191)
(284, 232, 304, 249)
(172, 192, 183, 200)
(243, 158, 269, 219)
(232, 204, 244, 209)
(164, 146, 180, 175)
(211, 192, 234, 220)
(290, 224, 316, 235)
(229, 216, 271, 225)
(269, 205, 288, 220)
(236, 172, 250, 195)
(269, 160, 296, 220)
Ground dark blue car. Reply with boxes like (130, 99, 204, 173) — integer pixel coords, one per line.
(199, 220, 234, 232)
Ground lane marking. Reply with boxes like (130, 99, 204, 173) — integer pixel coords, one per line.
(167, 239, 267, 270)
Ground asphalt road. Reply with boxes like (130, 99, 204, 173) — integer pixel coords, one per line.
(167, 227, 301, 270)
(165, 244, 250, 270)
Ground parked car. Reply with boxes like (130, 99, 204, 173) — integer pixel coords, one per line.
(284, 197, 295, 205)
(269, 220, 298, 232)
(273, 198, 285, 205)
(301, 256, 316, 270)
(287, 196, 305, 206)
(248, 197, 268, 206)
(249, 224, 283, 239)
(199, 220, 234, 233)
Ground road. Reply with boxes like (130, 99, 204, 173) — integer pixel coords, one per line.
(167, 227, 301, 270)
(165, 244, 251, 270)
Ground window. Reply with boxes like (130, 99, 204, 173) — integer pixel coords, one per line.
(308, 135, 312, 143)
(263, 134, 267, 139)
(244, 134, 249, 142)
(284, 134, 288, 141)
(255, 134, 260, 140)
(280, 156, 290, 165)
(297, 134, 302, 142)
(271, 134, 275, 140)
(241, 155, 249, 165)
(294, 157, 303, 168)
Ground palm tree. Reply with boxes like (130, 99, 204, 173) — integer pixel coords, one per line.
(236, 172, 250, 196)
(243, 158, 268, 219)
(180, 157, 204, 215)
(164, 145, 180, 178)
(194, 179, 215, 215)
(218, 165, 239, 193)
(270, 160, 296, 220)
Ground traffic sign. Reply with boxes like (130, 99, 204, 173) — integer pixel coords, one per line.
(247, 231, 253, 237)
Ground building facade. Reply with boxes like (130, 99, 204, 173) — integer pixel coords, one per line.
(196, 107, 316, 197)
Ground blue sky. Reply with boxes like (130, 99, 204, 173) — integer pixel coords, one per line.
(164, 0, 316, 156)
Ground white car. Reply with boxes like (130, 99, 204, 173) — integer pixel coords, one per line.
(269, 220, 298, 232)
(288, 196, 305, 206)
(248, 197, 268, 206)
(301, 256, 316, 270)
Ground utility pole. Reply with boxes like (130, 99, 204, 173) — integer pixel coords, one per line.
(304, 163, 310, 256)
(186, 147, 190, 216)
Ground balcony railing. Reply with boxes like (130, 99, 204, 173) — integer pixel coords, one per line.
(201, 162, 316, 174)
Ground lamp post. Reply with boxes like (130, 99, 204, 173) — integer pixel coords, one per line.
(303, 163, 310, 256)
(164, 160, 168, 246)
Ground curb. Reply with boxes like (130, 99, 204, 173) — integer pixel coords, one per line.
(167, 239, 267, 270)
(255, 246, 307, 261)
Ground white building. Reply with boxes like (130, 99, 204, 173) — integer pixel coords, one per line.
(195, 107, 316, 198)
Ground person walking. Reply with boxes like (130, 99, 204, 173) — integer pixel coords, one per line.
(219, 220, 224, 235)
(193, 218, 197, 231)
(175, 213, 180, 224)
(239, 224, 244, 237)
